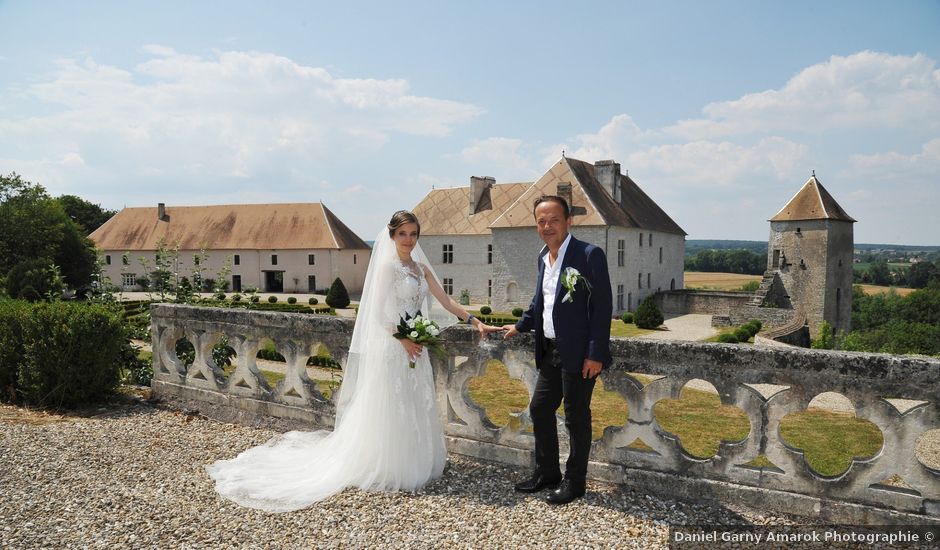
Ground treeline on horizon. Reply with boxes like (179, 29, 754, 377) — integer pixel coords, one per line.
(836, 285, 940, 356)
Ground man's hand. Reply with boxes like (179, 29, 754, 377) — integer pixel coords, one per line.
(502, 325, 518, 339)
(582, 358, 602, 379)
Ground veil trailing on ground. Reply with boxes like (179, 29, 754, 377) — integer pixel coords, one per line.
(334, 227, 456, 426)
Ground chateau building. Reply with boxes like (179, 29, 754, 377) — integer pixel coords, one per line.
(412, 156, 686, 313)
(89, 203, 371, 294)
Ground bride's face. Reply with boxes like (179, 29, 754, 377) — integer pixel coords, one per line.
(392, 222, 419, 257)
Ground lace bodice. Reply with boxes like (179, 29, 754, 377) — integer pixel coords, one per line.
(392, 260, 428, 319)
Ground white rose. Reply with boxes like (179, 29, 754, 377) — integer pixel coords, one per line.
(430, 327, 439, 336)
(409, 331, 418, 338)
(407, 320, 416, 328)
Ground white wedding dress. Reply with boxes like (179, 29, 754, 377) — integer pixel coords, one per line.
(206, 232, 449, 513)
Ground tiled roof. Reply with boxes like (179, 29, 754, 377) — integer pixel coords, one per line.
(490, 157, 687, 235)
(412, 183, 530, 235)
(770, 176, 856, 222)
(89, 203, 370, 251)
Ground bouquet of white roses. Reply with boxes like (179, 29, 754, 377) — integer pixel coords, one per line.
(393, 312, 446, 368)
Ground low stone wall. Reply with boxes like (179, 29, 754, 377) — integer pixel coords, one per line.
(656, 290, 796, 330)
(151, 304, 940, 524)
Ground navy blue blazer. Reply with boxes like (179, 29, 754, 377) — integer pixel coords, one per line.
(514, 235, 613, 373)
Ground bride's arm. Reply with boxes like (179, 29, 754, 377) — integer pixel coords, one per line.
(422, 265, 503, 334)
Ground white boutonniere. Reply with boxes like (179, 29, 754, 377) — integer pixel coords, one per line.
(561, 267, 591, 303)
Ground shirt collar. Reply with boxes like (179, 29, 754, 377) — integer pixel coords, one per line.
(547, 233, 573, 269)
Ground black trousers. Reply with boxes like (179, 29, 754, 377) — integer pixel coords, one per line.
(529, 339, 596, 482)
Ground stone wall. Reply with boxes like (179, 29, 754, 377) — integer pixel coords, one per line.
(418, 234, 493, 304)
(151, 304, 940, 524)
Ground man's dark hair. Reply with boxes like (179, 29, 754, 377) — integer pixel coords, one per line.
(532, 195, 571, 219)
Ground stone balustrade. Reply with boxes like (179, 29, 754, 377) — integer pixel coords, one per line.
(151, 304, 940, 523)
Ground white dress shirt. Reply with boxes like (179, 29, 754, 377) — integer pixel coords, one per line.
(541, 233, 572, 339)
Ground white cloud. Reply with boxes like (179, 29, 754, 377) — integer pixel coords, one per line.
(1, 47, 484, 191)
(844, 138, 940, 182)
(665, 51, 940, 140)
(460, 137, 534, 179)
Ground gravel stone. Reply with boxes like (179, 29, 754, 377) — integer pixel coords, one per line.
(0, 397, 854, 549)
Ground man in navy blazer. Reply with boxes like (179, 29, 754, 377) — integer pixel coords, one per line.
(503, 195, 612, 504)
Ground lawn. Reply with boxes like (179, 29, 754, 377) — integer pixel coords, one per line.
(467, 361, 883, 476)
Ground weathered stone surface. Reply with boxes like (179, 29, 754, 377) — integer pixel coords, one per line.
(151, 304, 940, 523)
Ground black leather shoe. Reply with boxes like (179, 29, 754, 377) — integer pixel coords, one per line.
(545, 478, 586, 504)
(514, 471, 562, 493)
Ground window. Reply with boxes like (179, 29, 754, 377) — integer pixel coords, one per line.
(234, 254, 240, 266)
(617, 239, 625, 267)
(649, 233, 653, 247)
(487, 244, 493, 265)
(670, 278, 675, 290)
(354, 254, 357, 265)
(488, 279, 492, 298)
(271, 254, 278, 266)
(443, 244, 453, 264)
(122, 273, 136, 287)
(232, 275, 242, 292)
(647, 273, 651, 288)
(639, 233, 643, 247)
(772, 249, 780, 268)
(443, 278, 453, 295)
(105, 255, 111, 265)
(122, 254, 129, 266)
(308, 254, 315, 265)
(638, 273, 642, 289)
(617, 284, 624, 310)
(308, 275, 316, 292)
(659, 247, 663, 264)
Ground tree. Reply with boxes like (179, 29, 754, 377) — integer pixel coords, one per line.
(634, 296, 664, 329)
(0, 173, 96, 291)
(908, 261, 939, 289)
(56, 195, 116, 235)
(866, 261, 891, 286)
(326, 277, 350, 309)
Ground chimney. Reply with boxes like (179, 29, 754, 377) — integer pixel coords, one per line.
(556, 182, 573, 210)
(594, 160, 621, 203)
(469, 176, 495, 215)
(157, 203, 168, 222)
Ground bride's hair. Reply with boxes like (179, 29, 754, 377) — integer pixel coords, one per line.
(387, 210, 421, 238)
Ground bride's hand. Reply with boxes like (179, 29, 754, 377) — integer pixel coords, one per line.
(400, 338, 423, 361)
(474, 320, 505, 337)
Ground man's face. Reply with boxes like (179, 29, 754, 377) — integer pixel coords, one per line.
(534, 200, 572, 250)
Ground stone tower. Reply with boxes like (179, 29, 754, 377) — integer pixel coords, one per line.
(766, 175, 856, 339)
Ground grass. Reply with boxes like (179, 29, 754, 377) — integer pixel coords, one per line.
(684, 272, 762, 291)
(856, 284, 916, 297)
(610, 320, 656, 338)
(779, 408, 883, 476)
(467, 364, 884, 476)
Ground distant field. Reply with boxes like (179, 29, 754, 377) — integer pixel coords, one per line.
(684, 272, 761, 291)
(853, 262, 911, 272)
(856, 284, 916, 296)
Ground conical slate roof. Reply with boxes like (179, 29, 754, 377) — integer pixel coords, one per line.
(770, 176, 856, 223)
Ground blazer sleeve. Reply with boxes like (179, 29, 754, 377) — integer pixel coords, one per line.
(585, 246, 612, 363)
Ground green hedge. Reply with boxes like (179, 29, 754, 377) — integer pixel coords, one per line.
(1, 301, 124, 407)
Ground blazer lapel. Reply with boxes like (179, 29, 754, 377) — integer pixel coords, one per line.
(553, 236, 577, 304)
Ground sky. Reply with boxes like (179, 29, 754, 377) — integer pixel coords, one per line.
(1, 1, 938, 245)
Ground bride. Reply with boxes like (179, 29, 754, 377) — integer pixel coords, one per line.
(206, 210, 503, 512)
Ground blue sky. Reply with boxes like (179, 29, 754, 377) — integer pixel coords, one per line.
(1, 1, 938, 244)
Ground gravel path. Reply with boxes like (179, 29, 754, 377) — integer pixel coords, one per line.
(635, 314, 718, 342)
(0, 398, 802, 549)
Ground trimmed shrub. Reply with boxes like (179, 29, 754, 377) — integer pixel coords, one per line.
(0, 300, 30, 402)
(717, 333, 739, 344)
(267, 295, 277, 303)
(634, 296, 664, 329)
(511, 307, 524, 318)
(16, 302, 124, 407)
(747, 320, 763, 334)
(231, 294, 242, 302)
(308, 297, 318, 305)
(287, 296, 297, 305)
(250, 295, 260, 303)
(734, 326, 752, 342)
(621, 312, 635, 324)
(326, 277, 350, 309)
(5, 259, 63, 301)
(214, 292, 226, 301)
(480, 305, 492, 315)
